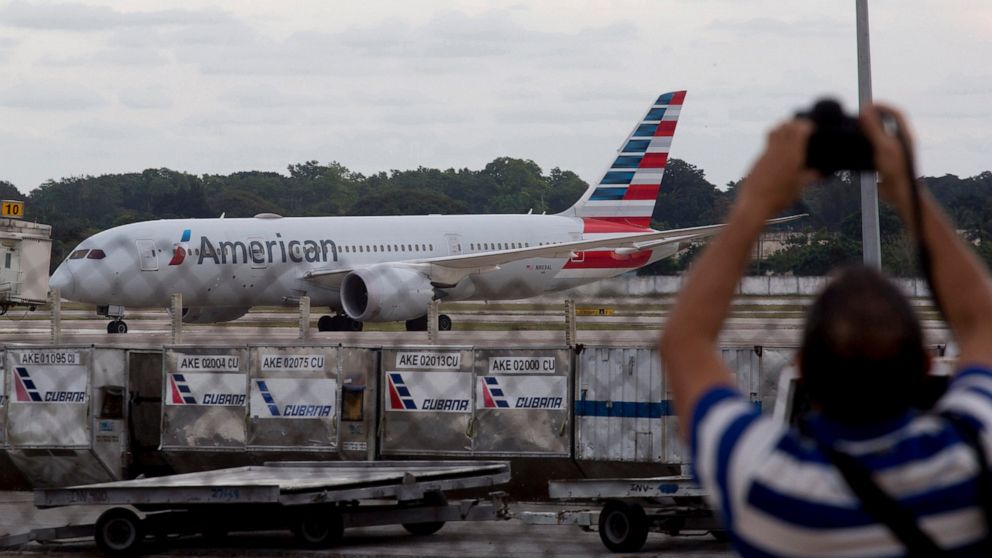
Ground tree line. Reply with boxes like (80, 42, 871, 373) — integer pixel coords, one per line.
(2, 158, 991, 276)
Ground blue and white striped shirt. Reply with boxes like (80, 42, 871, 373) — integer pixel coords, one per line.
(691, 366, 992, 557)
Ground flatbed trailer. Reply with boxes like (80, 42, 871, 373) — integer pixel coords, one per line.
(520, 475, 726, 553)
(5, 461, 511, 556)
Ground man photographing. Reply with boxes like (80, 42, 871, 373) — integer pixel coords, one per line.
(660, 104, 992, 556)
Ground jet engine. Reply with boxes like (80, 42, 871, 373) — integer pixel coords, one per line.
(179, 306, 251, 324)
(340, 265, 435, 322)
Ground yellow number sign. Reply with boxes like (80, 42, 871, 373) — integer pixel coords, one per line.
(576, 307, 615, 317)
(1, 200, 24, 219)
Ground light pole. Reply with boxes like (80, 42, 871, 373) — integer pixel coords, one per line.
(857, 0, 882, 268)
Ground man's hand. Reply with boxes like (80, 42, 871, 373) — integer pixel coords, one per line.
(737, 119, 818, 217)
(860, 104, 915, 218)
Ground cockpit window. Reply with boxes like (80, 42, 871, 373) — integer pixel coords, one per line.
(69, 249, 89, 260)
(87, 249, 107, 260)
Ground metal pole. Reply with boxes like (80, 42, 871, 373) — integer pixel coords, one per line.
(564, 299, 577, 348)
(171, 293, 183, 345)
(298, 295, 311, 340)
(49, 288, 61, 345)
(857, 0, 882, 268)
(427, 300, 439, 343)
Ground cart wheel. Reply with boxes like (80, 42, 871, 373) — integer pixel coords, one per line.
(294, 508, 344, 548)
(598, 501, 648, 553)
(402, 491, 446, 536)
(95, 508, 144, 557)
(402, 521, 445, 536)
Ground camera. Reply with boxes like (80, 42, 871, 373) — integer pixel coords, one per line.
(798, 99, 875, 175)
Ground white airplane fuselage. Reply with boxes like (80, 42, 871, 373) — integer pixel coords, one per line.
(50, 90, 694, 327)
(51, 213, 675, 311)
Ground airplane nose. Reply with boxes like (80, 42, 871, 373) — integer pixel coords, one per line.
(49, 263, 75, 298)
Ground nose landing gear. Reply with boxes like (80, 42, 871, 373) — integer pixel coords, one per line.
(97, 304, 129, 334)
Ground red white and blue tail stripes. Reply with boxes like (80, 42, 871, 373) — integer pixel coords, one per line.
(571, 90, 685, 229)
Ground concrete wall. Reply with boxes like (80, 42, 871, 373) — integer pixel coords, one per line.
(544, 275, 932, 300)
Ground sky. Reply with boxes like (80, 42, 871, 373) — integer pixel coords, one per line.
(1, 0, 990, 194)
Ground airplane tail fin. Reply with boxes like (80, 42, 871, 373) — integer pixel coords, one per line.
(562, 90, 686, 230)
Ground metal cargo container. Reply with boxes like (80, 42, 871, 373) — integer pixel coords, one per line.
(4, 346, 128, 487)
(575, 346, 790, 465)
(471, 348, 571, 456)
(575, 347, 666, 463)
(160, 346, 250, 474)
(247, 345, 339, 450)
(380, 347, 475, 456)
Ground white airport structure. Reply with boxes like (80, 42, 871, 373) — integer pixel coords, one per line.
(0, 200, 51, 315)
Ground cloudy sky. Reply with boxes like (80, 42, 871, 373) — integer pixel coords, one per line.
(1, 0, 990, 194)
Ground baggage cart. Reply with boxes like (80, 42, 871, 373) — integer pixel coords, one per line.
(5, 460, 511, 556)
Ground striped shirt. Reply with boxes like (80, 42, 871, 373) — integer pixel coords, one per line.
(691, 365, 992, 557)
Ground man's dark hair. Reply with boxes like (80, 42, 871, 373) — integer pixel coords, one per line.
(800, 265, 929, 424)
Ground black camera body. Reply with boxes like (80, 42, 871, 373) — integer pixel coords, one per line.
(798, 99, 875, 175)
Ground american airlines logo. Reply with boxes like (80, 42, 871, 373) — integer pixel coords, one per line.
(168, 229, 191, 266)
(196, 234, 339, 265)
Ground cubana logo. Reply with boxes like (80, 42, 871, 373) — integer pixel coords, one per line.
(167, 373, 246, 406)
(168, 229, 191, 266)
(480, 377, 510, 409)
(253, 380, 333, 418)
(14, 367, 42, 402)
(476, 375, 566, 410)
(13, 367, 86, 403)
(386, 372, 470, 412)
(168, 374, 197, 404)
(387, 373, 417, 410)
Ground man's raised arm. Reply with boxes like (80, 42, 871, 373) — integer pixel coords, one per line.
(659, 120, 816, 438)
(862, 106, 992, 368)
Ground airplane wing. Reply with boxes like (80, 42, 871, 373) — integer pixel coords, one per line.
(302, 214, 806, 288)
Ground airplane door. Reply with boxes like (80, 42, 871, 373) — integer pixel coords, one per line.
(248, 236, 267, 269)
(136, 239, 159, 271)
(0, 244, 20, 289)
(445, 234, 462, 256)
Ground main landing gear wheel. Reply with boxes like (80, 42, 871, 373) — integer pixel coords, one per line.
(293, 507, 344, 548)
(405, 315, 453, 332)
(107, 320, 128, 334)
(317, 315, 363, 332)
(94, 508, 144, 557)
(598, 500, 649, 553)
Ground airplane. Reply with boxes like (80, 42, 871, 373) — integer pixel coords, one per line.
(49, 90, 802, 334)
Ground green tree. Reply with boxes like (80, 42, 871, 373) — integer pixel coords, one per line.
(0, 180, 26, 201)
